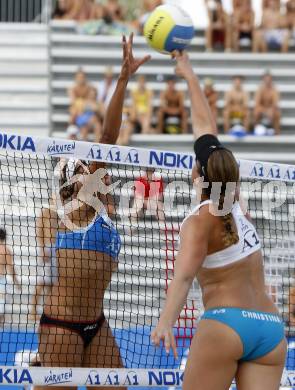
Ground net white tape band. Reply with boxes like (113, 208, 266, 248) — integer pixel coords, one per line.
(0, 132, 294, 181)
(0, 367, 294, 387)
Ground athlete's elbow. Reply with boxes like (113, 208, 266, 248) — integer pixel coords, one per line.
(174, 273, 194, 287)
(193, 124, 218, 137)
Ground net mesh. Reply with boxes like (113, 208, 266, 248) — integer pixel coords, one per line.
(0, 137, 294, 383)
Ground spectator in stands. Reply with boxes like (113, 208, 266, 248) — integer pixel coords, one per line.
(205, 0, 231, 51)
(286, 0, 295, 30)
(66, 125, 80, 140)
(254, 71, 281, 135)
(223, 76, 249, 135)
(53, 0, 73, 19)
(68, 68, 94, 116)
(131, 75, 153, 134)
(232, 0, 243, 11)
(232, 0, 255, 51)
(138, 0, 163, 33)
(131, 168, 165, 224)
(0, 228, 20, 321)
(203, 78, 218, 122)
(104, 0, 125, 23)
(263, 0, 281, 9)
(254, 0, 290, 52)
(54, 0, 99, 21)
(289, 286, 295, 326)
(30, 199, 58, 321)
(157, 75, 187, 134)
(68, 68, 103, 141)
(97, 66, 116, 108)
(73, 88, 105, 142)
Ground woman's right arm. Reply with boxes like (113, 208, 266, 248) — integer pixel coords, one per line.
(151, 215, 209, 357)
(174, 51, 218, 138)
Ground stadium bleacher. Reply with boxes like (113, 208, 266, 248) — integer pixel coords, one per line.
(0, 23, 49, 137)
(1, 20, 295, 162)
(49, 20, 295, 163)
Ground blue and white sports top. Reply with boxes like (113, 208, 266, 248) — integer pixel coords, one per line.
(183, 200, 261, 269)
(56, 212, 121, 260)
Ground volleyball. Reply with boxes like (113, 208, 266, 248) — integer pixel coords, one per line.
(143, 4, 194, 54)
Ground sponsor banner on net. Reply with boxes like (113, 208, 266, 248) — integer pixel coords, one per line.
(0, 367, 294, 387)
(0, 132, 295, 181)
(0, 367, 185, 387)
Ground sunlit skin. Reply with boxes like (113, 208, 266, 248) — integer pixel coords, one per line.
(36, 34, 150, 390)
(151, 51, 287, 390)
(254, 73, 281, 135)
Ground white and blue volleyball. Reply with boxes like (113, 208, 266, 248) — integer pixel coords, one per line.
(144, 4, 194, 54)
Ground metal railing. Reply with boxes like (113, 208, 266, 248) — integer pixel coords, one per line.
(0, 0, 53, 23)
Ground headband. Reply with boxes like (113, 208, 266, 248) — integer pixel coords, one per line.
(194, 134, 226, 181)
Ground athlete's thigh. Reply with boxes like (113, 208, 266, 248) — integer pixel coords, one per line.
(83, 321, 126, 390)
(183, 319, 243, 390)
(36, 327, 84, 390)
(236, 338, 287, 390)
(38, 326, 84, 367)
(83, 320, 123, 368)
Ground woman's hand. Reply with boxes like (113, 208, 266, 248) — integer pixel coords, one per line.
(120, 33, 151, 81)
(173, 50, 195, 81)
(151, 321, 178, 359)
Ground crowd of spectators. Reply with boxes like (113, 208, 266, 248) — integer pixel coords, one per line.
(209, 71, 281, 135)
(206, 0, 295, 52)
(53, 0, 163, 35)
(53, 0, 295, 54)
(61, 0, 293, 141)
(67, 68, 281, 143)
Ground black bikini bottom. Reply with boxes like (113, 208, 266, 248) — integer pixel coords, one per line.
(40, 312, 105, 348)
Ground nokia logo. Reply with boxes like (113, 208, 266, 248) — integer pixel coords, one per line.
(0, 134, 35, 152)
(149, 151, 193, 170)
(0, 368, 33, 384)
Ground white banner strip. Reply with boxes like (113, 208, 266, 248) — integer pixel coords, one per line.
(0, 367, 294, 387)
(0, 132, 295, 182)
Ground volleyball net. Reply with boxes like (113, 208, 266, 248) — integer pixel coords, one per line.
(0, 132, 294, 388)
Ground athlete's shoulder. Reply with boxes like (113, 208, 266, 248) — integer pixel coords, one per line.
(181, 206, 212, 234)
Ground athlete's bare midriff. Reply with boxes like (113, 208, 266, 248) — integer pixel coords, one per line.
(258, 87, 278, 108)
(198, 252, 278, 314)
(43, 249, 117, 322)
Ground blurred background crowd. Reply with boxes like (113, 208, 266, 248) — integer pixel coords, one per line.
(52, 0, 162, 35)
(59, 0, 295, 144)
(66, 63, 282, 144)
(52, 0, 295, 52)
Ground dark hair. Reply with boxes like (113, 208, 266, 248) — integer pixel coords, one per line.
(206, 149, 240, 247)
(0, 228, 6, 242)
(59, 160, 88, 201)
(166, 75, 177, 83)
(233, 75, 244, 81)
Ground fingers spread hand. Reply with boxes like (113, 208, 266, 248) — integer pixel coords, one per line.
(170, 333, 178, 359)
(164, 333, 171, 354)
(122, 35, 127, 58)
(138, 55, 151, 67)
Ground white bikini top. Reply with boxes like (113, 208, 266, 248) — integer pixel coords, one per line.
(182, 200, 261, 269)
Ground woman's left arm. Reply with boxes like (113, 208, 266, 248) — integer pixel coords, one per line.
(100, 34, 151, 145)
(151, 215, 209, 357)
(88, 34, 150, 175)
